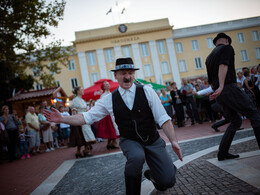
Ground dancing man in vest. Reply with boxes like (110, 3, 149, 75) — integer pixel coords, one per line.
(43, 57, 183, 194)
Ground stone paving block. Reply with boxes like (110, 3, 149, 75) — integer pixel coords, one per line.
(38, 130, 258, 195)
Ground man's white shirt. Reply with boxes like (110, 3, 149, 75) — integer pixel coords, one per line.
(82, 84, 171, 128)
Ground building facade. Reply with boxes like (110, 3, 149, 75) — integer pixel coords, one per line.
(33, 16, 260, 96)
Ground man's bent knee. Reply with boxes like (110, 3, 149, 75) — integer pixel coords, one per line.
(125, 154, 145, 176)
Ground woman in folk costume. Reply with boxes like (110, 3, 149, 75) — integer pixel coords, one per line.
(97, 81, 120, 149)
(70, 86, 96, 157)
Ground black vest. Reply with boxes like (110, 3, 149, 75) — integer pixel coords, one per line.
(112, 84, 159, 145)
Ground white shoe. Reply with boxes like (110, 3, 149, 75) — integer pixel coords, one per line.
(97, 138, 103, 142)
(51, 147, 54, 151)
(45, 148, 50, 152)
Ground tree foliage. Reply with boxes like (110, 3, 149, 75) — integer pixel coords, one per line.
(0, 0, 72, 105)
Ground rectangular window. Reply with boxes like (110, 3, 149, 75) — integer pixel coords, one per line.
(178, 60, 187, 72)
(68, 59, 75, 71)
(49, 62, 56, 74)
(140, 43, 149, 57)
(105, 48, 114, 63)
(161, 61, 170, 74)
(35, 84, 43, 90)
(195, 57, 203, 69)
(237, 33, 245, 43)
(87, 51, 96, 66)
(191, 40, 199, 51)
(71, 78, 78, 89)
(256, 47, 260, 59)
(91, 73, 99, 85)
(109, 71, 115, 81)
(123, 46, 131, 57)
(252, 30, 259, 41)
(240, 50, 249, 61)
(175, 42, 183, 53)
(157, 40, 166, 54)
(207, 38, 214, 48)
(55, 80, 61, 87)
(144, 64, 153, 77)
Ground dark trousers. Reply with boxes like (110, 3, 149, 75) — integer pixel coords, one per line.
(120, 137, 177, 188)
(20, 141, 29, 156)
(217, 84, 260, 153)
(202, 97, 215, 121)
(174, 104, 184, 127)
(7, 130, 19, 161)
(185, 96, 200, 123)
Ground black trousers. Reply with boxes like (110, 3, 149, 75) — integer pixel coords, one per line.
(185, 96, 200, 123)
(216, 84, 260, 153)
(7, 129, 19, 161)
(174, 104, 184, 127)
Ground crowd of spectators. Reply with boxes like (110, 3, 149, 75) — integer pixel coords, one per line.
(158, 64, 260, 128)
(1, 64, 259, 163)
(0, 100, 72, 163)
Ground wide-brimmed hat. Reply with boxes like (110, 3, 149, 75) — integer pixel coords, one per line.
(213, 32, 232, 45)
(111, 57, 139, 72)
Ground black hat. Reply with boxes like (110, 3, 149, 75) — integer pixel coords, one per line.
(213, 33, 232, 45)
(111, 57, 139, 72)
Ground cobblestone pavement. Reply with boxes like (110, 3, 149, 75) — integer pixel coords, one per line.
(49, 129, 258, 195)
(163, 139, 260, 195)
(0, 119, 255, 195)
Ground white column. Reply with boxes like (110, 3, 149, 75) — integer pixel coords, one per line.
(149, 40, 162, 84)
(114, 46, 123, 59)
(131, 43, 144, 79)
(166, 38, 182, 88)
(77, 52, 90, 88)
(96, 49, 108, 78)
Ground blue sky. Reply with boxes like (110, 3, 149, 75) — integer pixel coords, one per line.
(46, 0, 260, 46)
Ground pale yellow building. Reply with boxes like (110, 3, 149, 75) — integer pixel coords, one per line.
(173, 16, 260, 79)
(33, 16, 260, 96)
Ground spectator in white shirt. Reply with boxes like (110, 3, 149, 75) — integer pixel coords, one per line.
(236, 71, 244, 88)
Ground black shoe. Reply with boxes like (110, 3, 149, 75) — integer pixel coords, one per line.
(197, 120, 203, 124)
(106, 145, 119, 150)
(212, 125, 220, 132)
(218, 152, 240, 161)
(191, 121, 195, 125)
(110, 145, 120, 149)
(144, 170, 167, 191)
(83, 152, 93, 157)
(75, 153, 84, 158)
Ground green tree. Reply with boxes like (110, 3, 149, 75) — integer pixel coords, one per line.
(0, 0, 72, 106)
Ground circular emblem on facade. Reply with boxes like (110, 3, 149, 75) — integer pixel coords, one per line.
(118, 24, 127, 33)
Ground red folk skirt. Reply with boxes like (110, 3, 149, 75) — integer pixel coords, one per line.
(96, 115, 118, 139)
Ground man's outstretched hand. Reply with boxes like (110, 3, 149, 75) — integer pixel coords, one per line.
(171, 141, 183, 161)
(209, 86, 223, 100)
(43, 108, 62, 123)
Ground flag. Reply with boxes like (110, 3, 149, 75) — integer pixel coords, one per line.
(121, 7, 125, 14)
(16, 88, 24, 95)
(106, 8, 112, 15)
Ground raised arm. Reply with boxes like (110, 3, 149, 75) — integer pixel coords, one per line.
(43, 108, 86, 126)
